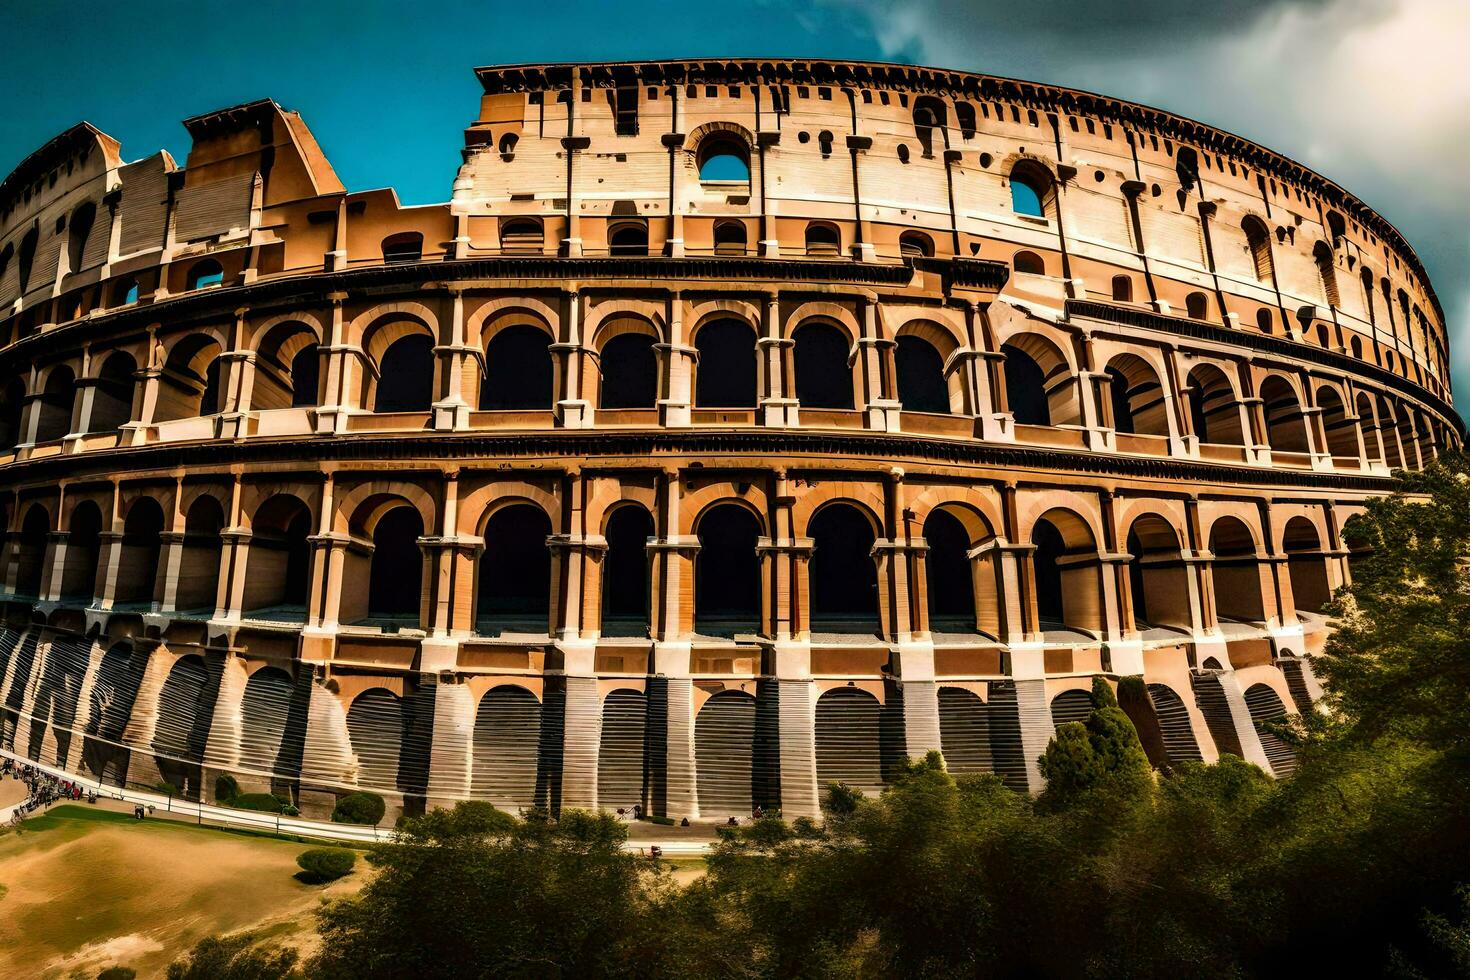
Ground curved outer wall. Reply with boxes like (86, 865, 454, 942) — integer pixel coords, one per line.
(0, 59, 1457, 820)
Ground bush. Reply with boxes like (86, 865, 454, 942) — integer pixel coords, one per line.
(154, 782, 181, 798)
(97, 968, 136, 980)
(648, 815, 675, 826)
(229, 793, 289, 814)
(332, 792, 386, 825)
(166, 933, 299, 980)
(213, 774, 240, 802)
(297, 848, 356, 883)
(281, 804, 300, 817)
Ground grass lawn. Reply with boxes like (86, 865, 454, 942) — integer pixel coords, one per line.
(0, 805, 366, 979)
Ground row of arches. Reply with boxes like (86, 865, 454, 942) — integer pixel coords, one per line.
(3, 487, 1339, 641)
(4, 313, 1447, 469)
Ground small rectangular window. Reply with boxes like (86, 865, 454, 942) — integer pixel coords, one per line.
(613, 86, 638, 136)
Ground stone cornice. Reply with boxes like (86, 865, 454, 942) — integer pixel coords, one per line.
(0, 427, 1397, 494)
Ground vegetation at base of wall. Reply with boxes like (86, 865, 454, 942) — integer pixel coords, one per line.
(330, 792, 386, 826)
(162, 454, 1470, 979)
(646, 815, 675, 826)
(214, 774, 240, 802)
(296, 848, 356, 884)
(165, 933, 301, 980)
(153, 782, 181, 798)
(227, 793, 292, 814)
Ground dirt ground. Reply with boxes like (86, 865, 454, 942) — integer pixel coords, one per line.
(0, 805, 366, 979)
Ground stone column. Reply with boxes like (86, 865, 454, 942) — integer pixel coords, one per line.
(425, 679, 475, 810)
(432, 287, 474, 430)
(297, 675, 357, 817)
(315, 293, 356, 435)
(1190, 667, 1271, 769)
(757, 292, 797, 426)
(859, 297, 900, 431)
(553, 290, 592, 428)
(558, 674, 601, 811)
(656, 291, 695, 427)
(201, 654, 249, 794)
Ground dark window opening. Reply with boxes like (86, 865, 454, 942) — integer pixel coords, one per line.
(1032, 519, 1066, 629)
(609, 222, 648, 256)
(602, 506, 653, 636)
(67, 202, 96, 274)
(290, 344, 320, 406)
(481, 326, 554, 410)
(793, 323, 853, 409)
(381, 232, 424, 264)
(612, 85, 639, 135)
(809, 505, 879, 631)
(899, 231, 934, 258)
(694, 319, 757, 408)
(478, 504, 552, 632)
(895, 335, 949, 413)
(501, 218, 543, 253)
(713, 220, 747, 255)
(116, 499, 164, 607)
(925, 509, 974, 629)
(804, 223, 841, 257)
(1002, 345, 1050, 426)
(367, 507, 424, 621)
(1013, 250, 1044, 275)
(186, 259, 224, 290)
(374, 335, 435, 412)
(599, 332, 658, 409)
(1111, 275, 1132, 302)
(695, 504, 761, 635)
(18, 227, 38, 292)
(1186, 292, 1209, 320)
(1107, 366, 1135, 434)
(90, 353, 137, 432)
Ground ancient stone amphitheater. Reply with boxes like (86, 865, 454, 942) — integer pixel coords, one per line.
(0, 59, 1457, 822)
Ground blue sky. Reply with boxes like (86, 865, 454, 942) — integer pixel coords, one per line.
(3, 0, 1465, 415)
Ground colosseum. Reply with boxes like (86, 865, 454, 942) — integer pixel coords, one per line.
(0, 59, 1457, 822)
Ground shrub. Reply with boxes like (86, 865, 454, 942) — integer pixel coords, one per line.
(213, 774, 240, 802)
(297, 848, 356, 883)
(97, 968, 136, 980)
(281, 804, 300, 817)
(332, 792, 386, 825)
(154, 781, 181, 797)
(229, 793, 289, 814)
(648, 815, 675, 826)
(166, 933, 299, 980)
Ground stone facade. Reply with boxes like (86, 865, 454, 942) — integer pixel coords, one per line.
(0, 59, 1457, 821)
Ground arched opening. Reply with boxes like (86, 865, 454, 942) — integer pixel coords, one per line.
(367, 506, 424, 624)
(1012, 250, 1045, 275)
(60, 502, 103, 602)
(1031, 511, 1100, 635)
(289, 344, 320, 406)
(1126, 515, 1191, 632)
(17, 227, 39, 292)
(1186, 365, 1244, 445)
(924, 508, 977, 632)
(1377, 398, 1406, 468)
(608, 222, 649, 256)
(599, 689, 648, 812)
(1313, 242, 1340, 307)
(151, 654, 210, 797)
(186, 259, 224, 291)
(478, 504, 552, 635)
(1186, 292, 1209, 320)
(1105, 354, 1169, 437)
(1260, 376, 1311, 454)
(254, 320, 325, 413)
(1356, 395, 1384, 466)
(67, 202, 96, 274)
(694, 319, 757, 408)
(346, 689, 409, 798)
(481, 325, 554, 410)
(238, 666, 296, 785)
(14, 505, 51, 598)
(1050, 689, 1095, 729)
(598, 331, 659, 409)
(500, 218, 543, 254)
(696, 690, 777, 820)
(175, 495, 225, 614)
(899, 231, 934, 258)
(471, 685, 542, 809)
(602, 506, 653, 636)
(793, 322, 854, 410)
(713, 220, 748, 256)
(1110, 275, 1133, 302)
(1283, 517, 1330, 615)
(694, 504, 761, 636)
(1316, 388, 1357, 460)
(895, 335, 949, 414)
(1209, 517, 1266, 624)
(116, 498, 165, 608)
(1175, 147, 1200, 191)
(1009, 168, 1049, 218)
(815, 687, 885, 795)
(0, 378, 26, 450)
(1256, 308, 1275, 334)
(243, 495, 312, 619)
(1146, 683, 1203, 765)
(155, 335, 223, 421)
(911, 96, 948, 158)
(1242, 217, 1274, 283)
(35, 366, 76, 442)
(938, 687, 996, 778)
(809, 504, 879, 632)
(374, 334, 435, 412)
(381, 232, 424, 264)
(804, 222, 841, 257)
(697, 135, 750, 183)
(1002, 335, 1076, 427)
(113, 277, 140, 306)
(1244, 683, 1297, 777)
(89, 352, 137, 432)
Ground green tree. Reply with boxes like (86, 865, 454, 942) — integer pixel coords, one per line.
(166, 933, 300, 980)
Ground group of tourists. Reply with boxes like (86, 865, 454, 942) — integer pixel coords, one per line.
(2, 758, 94, 824)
